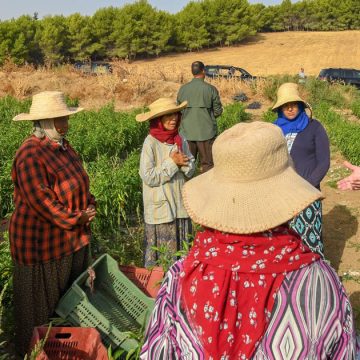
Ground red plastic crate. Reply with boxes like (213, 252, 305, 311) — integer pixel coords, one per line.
(29, 327, 108, 360)
(118, 265, 164, 298)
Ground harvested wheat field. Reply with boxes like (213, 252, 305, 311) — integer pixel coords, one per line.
(136, 30, 360, 76)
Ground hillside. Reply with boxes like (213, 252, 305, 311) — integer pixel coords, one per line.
(135, 31, 360, 77)
(0, 31, 359, 111)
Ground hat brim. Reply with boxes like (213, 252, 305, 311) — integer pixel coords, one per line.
(12, 107, 84, 121)
(136, 101, 188, 122)
(272, 97, 311, 111)
(183, 165, 323, 234)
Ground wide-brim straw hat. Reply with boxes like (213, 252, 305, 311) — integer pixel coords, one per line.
(13, 91, 84, 121)
(183, 121, 323, 234)
(136, 98, 187, 122)
(272, 82, 312, 113)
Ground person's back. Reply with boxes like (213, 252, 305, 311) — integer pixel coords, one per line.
(141, 258, 357, 359)
(140, 122, 358, 359)
(178, 78, 220, 141)
(177, 61, 222, 173)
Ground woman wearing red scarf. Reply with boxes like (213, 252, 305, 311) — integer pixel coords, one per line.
(137, 98, 195, 267)
(140, 122, 357, 359)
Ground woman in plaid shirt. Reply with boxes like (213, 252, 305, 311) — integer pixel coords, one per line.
(10, 91, 96, 356)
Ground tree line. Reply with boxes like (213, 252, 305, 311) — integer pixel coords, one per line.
(0, 0, 359, 66)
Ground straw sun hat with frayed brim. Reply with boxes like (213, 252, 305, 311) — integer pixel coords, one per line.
(13, 91, 84, 121)
(136, 98, 187, 122)
(272, 82, 312, 113)
(182, 121, 323, 234)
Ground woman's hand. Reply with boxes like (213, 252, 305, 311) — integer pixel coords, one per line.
(77, 206, 97, 225)
(86, 205, 97, 223)
(337, 161, 360, 190)
(170, 151, 189, 166)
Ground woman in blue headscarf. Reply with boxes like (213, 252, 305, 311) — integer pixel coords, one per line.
(273, 83, 330, 257)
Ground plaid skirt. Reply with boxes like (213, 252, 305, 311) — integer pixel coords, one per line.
(13, 245, 90, 356)
(144, 218, 192, 267)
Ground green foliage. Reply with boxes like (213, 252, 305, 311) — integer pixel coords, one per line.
(24, 324, 52, 360)
(304, 78, 349, 109)
(107, 324, 145, 360)
(66, 14, 94, 61)
(262, 108, 277, 123)
(1, 0, 360, 64)
(111, 1, 174, 59)
(68, 104, 147, 162)
(202, 0, 256, 46)
(261, 75, 298, 102)
(0, 233, 14, 346)
(87, 152, 142, 232)
(314, 102, 360, 165)
(0, 16, 39, 65)
(351, 100, 360, 119)
(36, 16, 69, 65)
(217, 102, 250, 133)
(176, 2, 210, 51)
(0, 96, 31, 217)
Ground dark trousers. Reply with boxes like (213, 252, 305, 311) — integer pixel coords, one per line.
(188, 138, 215, 173)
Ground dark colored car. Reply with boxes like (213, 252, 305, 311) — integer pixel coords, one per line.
(318, 68, 360, 89)
(205, 65, 256, 80)
(74, 61, 112, 75)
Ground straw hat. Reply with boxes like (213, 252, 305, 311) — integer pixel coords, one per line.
(183, 122, 323, 234)
(136, 98, 187, 122)
(272, 82, 311, 112)
(13, 91, 84, 121)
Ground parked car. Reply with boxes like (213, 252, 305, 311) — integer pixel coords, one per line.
(204, 65, 256, 81)
(74, 61, 112, 75)
(317, 68, 360, 89)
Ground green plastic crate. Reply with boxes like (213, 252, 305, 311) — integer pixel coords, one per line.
(55, 254, 155, 351)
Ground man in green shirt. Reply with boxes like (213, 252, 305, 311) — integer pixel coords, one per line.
(177, 61, 223, 173)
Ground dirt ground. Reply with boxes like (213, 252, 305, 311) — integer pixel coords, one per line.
(322, 154, 360, 328)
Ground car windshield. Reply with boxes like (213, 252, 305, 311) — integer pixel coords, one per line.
(319, 69, 327, 77)
(352, 70, 360, 79)
(206, 67, 218, 74)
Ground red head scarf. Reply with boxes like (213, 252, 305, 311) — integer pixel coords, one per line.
(181, 227, 320, 359)
(149, 114, 183, 151)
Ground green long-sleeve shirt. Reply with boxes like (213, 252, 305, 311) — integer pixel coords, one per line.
(177, 78, 223, 141)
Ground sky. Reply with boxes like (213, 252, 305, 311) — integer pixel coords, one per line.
(0, 0, 286, 20)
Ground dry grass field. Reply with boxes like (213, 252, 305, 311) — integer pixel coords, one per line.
(0, 31, 359, 111)
(137, 30, 360, 76)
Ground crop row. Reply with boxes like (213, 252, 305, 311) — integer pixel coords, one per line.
(0, 97, 249, 251)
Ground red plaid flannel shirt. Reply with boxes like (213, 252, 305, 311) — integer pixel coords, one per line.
(9, 136, 96, 265)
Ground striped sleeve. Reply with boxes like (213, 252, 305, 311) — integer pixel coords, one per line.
(140, 261, 204, 360)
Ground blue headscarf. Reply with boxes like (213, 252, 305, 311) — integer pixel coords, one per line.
(274, 102, 309, 135)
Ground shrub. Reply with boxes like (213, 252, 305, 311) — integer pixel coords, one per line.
(261, 75, 297, 102)
(68, 103, 148, 162)
(304, 79, 348, 108)
(314, 102, 360, 165)
(217, 102, 250, 133)
(351, 99, 360, 119)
